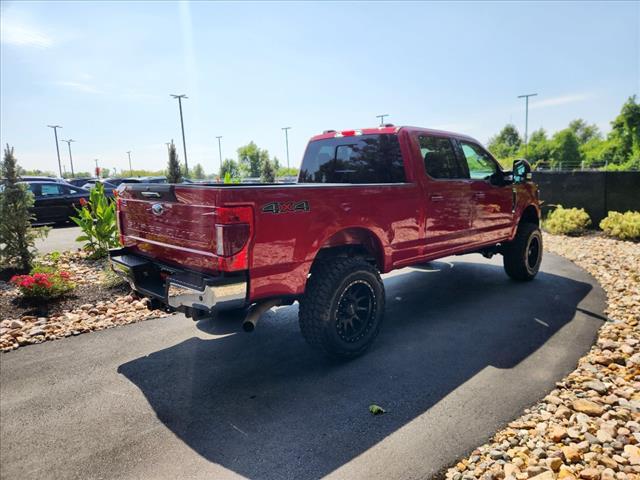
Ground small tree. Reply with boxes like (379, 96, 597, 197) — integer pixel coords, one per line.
(261, 157, 276, 183)
(192, 163, 205, 179)
(220, 158, 239, 179)
(0, 145, 46, 271)
(550, 129, 581, 170)
(166, 140, 182, 183)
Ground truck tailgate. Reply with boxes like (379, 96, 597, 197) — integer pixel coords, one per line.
(117, 184, 249, 273)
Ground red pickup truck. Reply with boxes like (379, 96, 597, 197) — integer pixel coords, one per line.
(109, 126, 542, 358)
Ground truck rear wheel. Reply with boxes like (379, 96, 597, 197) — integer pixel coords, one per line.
(503, 222, 543, 281)
(299, 256, 385, 359)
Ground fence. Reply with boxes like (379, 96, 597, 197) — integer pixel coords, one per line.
(532, 171, 640, 224)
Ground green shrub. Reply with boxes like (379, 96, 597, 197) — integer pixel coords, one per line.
(0, 145, 48, 271)
(70, 182, 119, 258)
(543, 205, 592, 235)
(599, 211, 640, 240)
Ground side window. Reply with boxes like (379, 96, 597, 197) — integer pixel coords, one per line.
(419, 135, 466, 179)
(26, 183, 40, 196)
(459, 141, 498, 180)
(40, 184, 62, 196)
(63, 186, 80, 195)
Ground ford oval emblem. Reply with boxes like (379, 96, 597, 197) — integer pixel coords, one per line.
(151, 203, 164, 216)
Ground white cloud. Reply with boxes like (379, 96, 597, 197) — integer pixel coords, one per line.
(529, 93, 593, 109)
(56, 81, 103, 94)
(1, 22, 53, 48)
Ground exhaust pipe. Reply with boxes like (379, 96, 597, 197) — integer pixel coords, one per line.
(242, 299, 282, 332)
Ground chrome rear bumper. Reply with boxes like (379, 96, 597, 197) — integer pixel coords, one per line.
(108, 248, 247, 313)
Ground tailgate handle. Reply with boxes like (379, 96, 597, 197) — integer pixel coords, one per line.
(140, 191, 161, 198)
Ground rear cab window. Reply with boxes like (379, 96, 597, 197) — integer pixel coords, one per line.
(298, 134, 406, 184)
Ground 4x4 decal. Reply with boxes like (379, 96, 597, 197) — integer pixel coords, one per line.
(262, 200, 310, 214)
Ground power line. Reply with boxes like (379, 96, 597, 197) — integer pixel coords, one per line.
(376, 114, 389, 126)
(126, 151, 132, 176)
(170, 94, 189, 175)
(216, 136, 223, 174)
(517, 93, 538, 157)
(282, 127, 291, 169)
(47, 125, 63, 177)
(61, 139, 75, 178)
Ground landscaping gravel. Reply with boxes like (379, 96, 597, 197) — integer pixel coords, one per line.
(0, 252, 169, 351)
(445, 232, 640, 480)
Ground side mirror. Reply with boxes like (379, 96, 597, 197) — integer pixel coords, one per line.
(512, 159, 532, 184)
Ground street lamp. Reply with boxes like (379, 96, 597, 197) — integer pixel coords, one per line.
(216, 136, 223, 173)
(376, 114, 389, 126)
(517, 93, 538, 157)
(170, 94, 189, 175)
(47, 125, 63, 177)
(282, 127, 291, 169)
(61, 139, 75, 178)
(126, 151, 132, 176)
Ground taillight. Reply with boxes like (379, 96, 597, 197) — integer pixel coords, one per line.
(214, 206, 253, 270)
(215, 224, 250, 256)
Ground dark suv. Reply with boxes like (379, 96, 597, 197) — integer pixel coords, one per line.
(23, 181, 90, 224)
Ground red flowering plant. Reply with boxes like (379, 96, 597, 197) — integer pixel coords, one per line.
(10, 270, 75, 301)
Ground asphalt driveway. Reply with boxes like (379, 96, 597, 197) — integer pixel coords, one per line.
(34, 224, 83, 254)
(0, 253, 606, 480)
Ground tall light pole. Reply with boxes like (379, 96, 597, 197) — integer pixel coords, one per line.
(376, 114, 389, 126)
(517, 93, 538, 157)
(61, 139, 75, 178)
(216, 136, 223, 172)
(282, 127, 291, 169)
(170, 94, 189, 175)
(126, 151, 132, 176)
(47, 125, 63, 177)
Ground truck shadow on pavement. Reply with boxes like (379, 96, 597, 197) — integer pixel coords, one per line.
(118, 258, 601, 480)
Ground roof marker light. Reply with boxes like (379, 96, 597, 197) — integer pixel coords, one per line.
(336, 129, 362, 137)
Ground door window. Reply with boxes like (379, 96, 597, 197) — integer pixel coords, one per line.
(40, 183, 63, 196)
(418, 135, 466, 179)
(459, 141, 498, 180)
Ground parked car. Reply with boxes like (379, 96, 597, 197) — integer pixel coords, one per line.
(80, 179, 117, 198)
(17, 176, 68, 184)
(110, 125, 541, 358)
(67, 177, 97, 187)
(138, 176, 167, 184)
(105, 177, 142, 187)
(22, 181, 89, 224)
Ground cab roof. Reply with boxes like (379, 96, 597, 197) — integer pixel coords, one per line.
(310, 125, 479, 144)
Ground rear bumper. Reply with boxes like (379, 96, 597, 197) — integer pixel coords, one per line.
(108, 248, 247, 313)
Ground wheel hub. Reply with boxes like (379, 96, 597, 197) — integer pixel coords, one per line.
(335, 280, 376, 343)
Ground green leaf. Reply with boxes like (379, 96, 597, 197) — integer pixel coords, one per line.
(369, 404, 386, 415)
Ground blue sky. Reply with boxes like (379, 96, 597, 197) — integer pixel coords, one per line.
(1, 1, 638, 176)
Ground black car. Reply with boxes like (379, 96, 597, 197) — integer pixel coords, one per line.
(80, 180, 117, 198)
(105, 177, 142, 187)
(22, 181, 90, 224)
(67, 177, 97, 187)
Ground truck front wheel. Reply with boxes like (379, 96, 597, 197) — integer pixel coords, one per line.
(503, 222, 543, 281)
(299, 256, 385, 359)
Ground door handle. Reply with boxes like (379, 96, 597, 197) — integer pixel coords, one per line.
(430, 194, 444, 202)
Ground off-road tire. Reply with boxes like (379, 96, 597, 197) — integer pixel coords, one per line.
(503, 222, 543, 281)
(299, 256, 385, 359)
